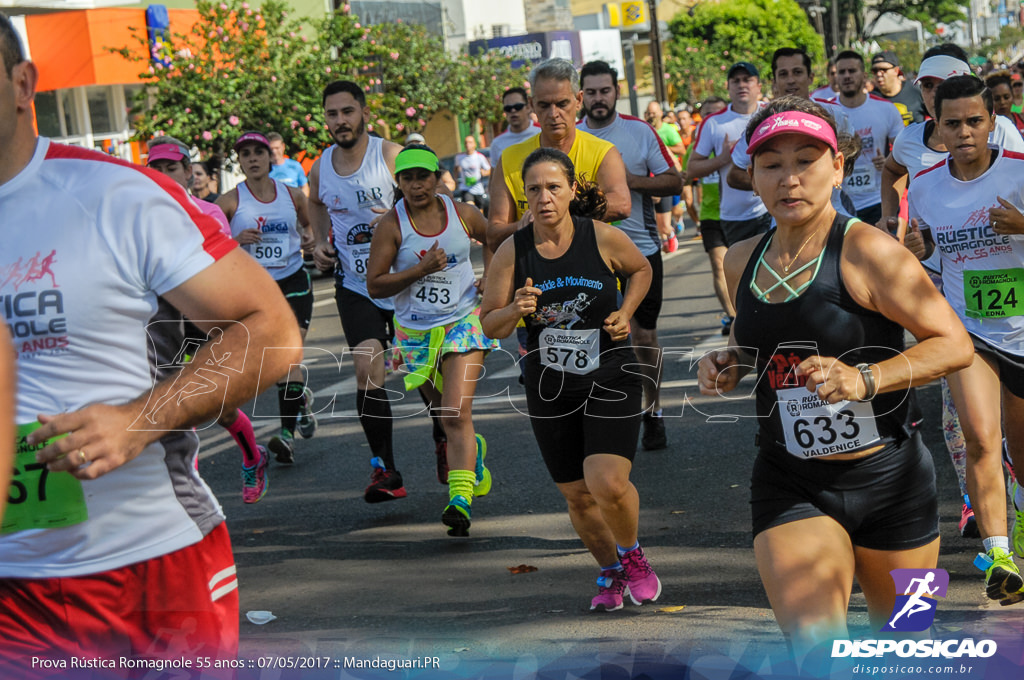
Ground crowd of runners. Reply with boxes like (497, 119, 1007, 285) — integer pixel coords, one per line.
(3, 6, 1024, 672)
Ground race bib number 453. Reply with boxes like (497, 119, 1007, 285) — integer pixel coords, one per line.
(2, 423, 88, 534)
(776, 387, 881, 458)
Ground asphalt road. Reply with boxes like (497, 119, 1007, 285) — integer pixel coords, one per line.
(193, 229, 1023, 679)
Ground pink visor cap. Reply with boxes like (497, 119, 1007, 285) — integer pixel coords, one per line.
(746, 111, 838, 156)
(147, 143, 189, 164)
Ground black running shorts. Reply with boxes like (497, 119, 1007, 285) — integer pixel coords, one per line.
(750, 431, 938, 550)
(971, 334, 1024, 399)
(526, 374, 642, 484)
(278, 267, 314, 331)
(335, 285, 394, 348)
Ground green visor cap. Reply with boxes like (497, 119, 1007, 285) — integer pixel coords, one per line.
(395, 148, 439, 175)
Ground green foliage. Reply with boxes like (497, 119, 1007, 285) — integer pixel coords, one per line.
(666, 0, 824, 104)
(874, 39, 922, 75)
(113, 1, 528, 158)
(866, 0, 966, 37)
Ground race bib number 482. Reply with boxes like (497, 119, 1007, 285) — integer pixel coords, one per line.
(776, 387, 881, 458)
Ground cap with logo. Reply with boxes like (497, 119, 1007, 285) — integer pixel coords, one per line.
(147, 143, 189, 165)
(913, 56, 971, 84)
(233, 131, 271, 151)
(727, 61, 760, 80)
(871, 51, 900, 69)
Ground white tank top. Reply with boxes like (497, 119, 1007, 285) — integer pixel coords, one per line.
(319, 138, 396, 307)
(392, 194, 478, 329)
(231, 179, 303, 280)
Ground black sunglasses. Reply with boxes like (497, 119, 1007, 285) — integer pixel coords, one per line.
(503, 102, 526, 113)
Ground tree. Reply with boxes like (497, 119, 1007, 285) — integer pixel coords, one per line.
(453, 48, 533, 137)
(114, 0, 370, 159)
(666, 0, 823, 104)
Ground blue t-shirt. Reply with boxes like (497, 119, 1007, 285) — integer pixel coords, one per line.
(269, 158, 308, 188)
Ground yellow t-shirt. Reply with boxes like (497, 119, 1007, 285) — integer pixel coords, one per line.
(501, 129, 614, 220)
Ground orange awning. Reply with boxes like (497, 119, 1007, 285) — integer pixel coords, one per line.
(25, 8, 200, 92)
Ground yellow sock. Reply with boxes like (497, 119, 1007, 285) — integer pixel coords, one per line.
(448, 469, 476, 504)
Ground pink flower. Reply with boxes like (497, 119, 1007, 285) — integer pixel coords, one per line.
(240, 22, 249, 30)
(355, 22, 361, 28)
(185, 107, 191, 113)
(396, 123, 404, 131)
(291, 120, 300, 129)
(219, 3, 227, 9)
(241, 2, 249, 8)
(370, 40, 376, 45)
(417, 104, 424, 109)
(491, 75, 497, 80)
(417, 118, 425, 126)
(167, 119, 173, 125)
(405, 107, 416, 117)
(202, 131, 213, 141)
(400, 97, 407, 103)
(255, 14, 261, 21)
(271, 75, 277, 82)
(343, 3, 350, 11)
(723, 51, 729, 56)
(245, 8, 252, 15)
(326, 66, 332, 73)
(305, 114, 312, 121)
(220, 99, 226, 105)
(229, 115, 240, 126)
(390, 52, 400, 60)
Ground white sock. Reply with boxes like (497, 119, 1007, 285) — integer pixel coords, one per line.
(984, 536, 1010, 553)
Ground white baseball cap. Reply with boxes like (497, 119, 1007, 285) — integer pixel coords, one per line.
(914, 56, 971, 84)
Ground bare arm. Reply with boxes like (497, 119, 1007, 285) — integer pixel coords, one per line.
(878, 155, 909, 229)
(30, 250, 302, 479)
(479, 239, 535, 340)
(686, 147, 732, 179)
(726, 163, 753, 191)
(487, 156, 531, 247)
(801, 224, 974, 401)
(595, 147, 631, 222)
(215, 189, 239, 223)
(627, 168, 683, 197)
(595, 221, 652, 326)
(307, 158, 338, 271)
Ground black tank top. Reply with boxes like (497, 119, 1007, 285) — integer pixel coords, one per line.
(733, 214, 918, 451)
(514, 216, 635, 394)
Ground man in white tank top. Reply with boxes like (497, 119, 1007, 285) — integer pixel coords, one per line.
(309, 81, 449, 503)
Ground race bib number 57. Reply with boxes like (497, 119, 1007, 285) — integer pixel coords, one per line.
(2, 423, 88, 534)
(777, 387, 881, 458)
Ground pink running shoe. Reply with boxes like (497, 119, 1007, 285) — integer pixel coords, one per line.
(621, 546, 662, 605)
(590, 569, 627, 612)
(242, 446, 269, 504)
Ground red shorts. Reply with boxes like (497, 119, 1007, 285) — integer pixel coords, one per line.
(0, 522, 239, 679)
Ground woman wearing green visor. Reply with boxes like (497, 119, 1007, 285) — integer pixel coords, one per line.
(366, 144, 499, 537)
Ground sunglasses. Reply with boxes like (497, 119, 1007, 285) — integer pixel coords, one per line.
(1014, 83, 1024, 89)
(503, 102, 526, 113)
(871, 66, 896, 75)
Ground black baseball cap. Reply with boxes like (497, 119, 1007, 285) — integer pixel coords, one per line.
(727, 61, 760, 80)
(871, 51, 900, 69)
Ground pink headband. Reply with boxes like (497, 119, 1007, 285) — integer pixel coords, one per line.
(747, 111, 838, 156)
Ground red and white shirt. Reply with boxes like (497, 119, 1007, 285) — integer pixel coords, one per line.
(578, 113, 674, 256)
(908, 147, 1024, 356)
(0, 138, 235, 577)
(828, 94, 904, 210)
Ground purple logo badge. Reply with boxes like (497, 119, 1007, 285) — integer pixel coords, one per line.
(882, 568, 949, 632)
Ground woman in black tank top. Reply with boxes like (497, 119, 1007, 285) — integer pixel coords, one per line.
(696, 97, 972, 657)
(480, 149, 663, 612)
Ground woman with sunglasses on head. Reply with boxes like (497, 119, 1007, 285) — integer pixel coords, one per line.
(366, 145, 498, 537)
(698, 96, 972, 657)
(480, 148, 660, 613)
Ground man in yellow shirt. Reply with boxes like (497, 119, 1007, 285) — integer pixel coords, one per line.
(488, 58, 630, 247)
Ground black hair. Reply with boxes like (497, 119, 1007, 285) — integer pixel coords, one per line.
(392, 143, 444, 206)
(837, 132, 862, 178)
(503, 87, 528, 103)
(744, 95, 838, 150)
(580, 60, 619, 86)
(322, 80, 366, 108)
(985, 73, 1012, 91)
(922, 43, 969, 64)
(771, 47, 812, 79)
(835, 50, 863, 68)
(0, 11, 25, 77)
(935, 75, 993, 120)
(521, 147, 607, 220)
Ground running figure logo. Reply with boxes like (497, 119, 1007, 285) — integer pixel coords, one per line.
(882, 568, 949, 632)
